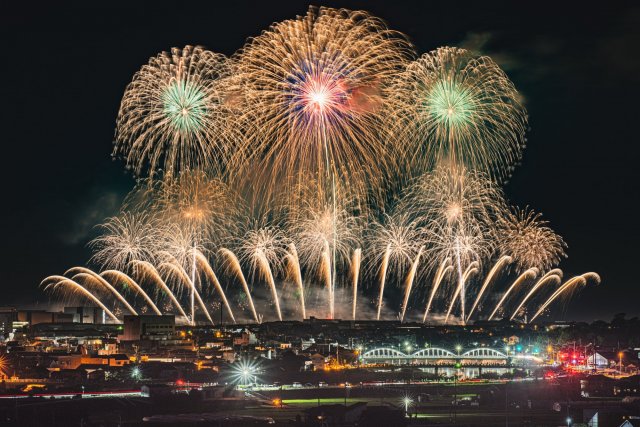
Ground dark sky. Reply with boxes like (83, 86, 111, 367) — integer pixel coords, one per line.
(1, 1, 638, 321)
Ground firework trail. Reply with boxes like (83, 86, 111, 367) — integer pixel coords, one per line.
(158, 258, 213, 324)
(284, 243, 306, 320)
(239, 226, 286, 321)
(387, 47, 527, 181)
(582, 272, 601, 282)
(466, 255, 512, 321)
(444, 261, 479, 323)
(498, 207, 567, 272)
(101, 270, 161, 315)
(370, 215, 420, 320)
(129, 260, 188, 320)
(351, 248, 362, 320)
(400, 246, 424, 322)
(376, 246, 391, 320)
(510, 269, 562, 321)
(114, 45, 238, 179)
(161, 229, 203, 324)
(488, 267, 538, 321)
(233, 6, 414, 207)
(219, 248, 258, 323)
(42, 277, 118, 322)
(435, 228, 490, 322)
(530, 273, 600, 322)
(423, 259, 453, 322)
(293, 201, 359, 318)
(321, 241, 334, 318)
(258, 253, 282, 321)
(66, 267, 137, 315)
(195, 250, 236, 323)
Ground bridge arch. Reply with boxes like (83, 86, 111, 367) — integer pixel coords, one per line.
(461, 348, 507, 359)
(361, 348, 408, 359)
(411, 348, 457, 358)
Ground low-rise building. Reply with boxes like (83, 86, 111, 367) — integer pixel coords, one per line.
(120, 315, 175, 341)
(63, 306, 105, 324)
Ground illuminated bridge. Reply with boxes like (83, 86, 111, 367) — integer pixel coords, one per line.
(360, 347, 510, 367)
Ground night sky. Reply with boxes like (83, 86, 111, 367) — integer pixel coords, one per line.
(1, 1, 638, 321)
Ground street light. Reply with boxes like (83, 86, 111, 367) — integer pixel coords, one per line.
(131, 366, 141, 380)
(618, 352, 624, 377)
(403, 396, 413, 417)
(242, 368, 252, 385)
(453, 361, 462, 424)
(232, 359, 260, 387)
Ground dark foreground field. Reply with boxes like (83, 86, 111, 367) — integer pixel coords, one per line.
(0, 380, 578, 426)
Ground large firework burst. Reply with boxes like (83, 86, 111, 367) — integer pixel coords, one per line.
(156, 169, 239, 247)
(388, 47, 528, 181)
(403, 165, 506, 250)
(89, 211, 163, 270)
(232, 6, 414, 207)
(498, 206, 567, 272)
(114, 45, 238, 179)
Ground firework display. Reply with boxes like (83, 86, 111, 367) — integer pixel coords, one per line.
(114, 46, 239, 179)
(89, 212, 163, 271)
(42, 6, 597, 325)
(231, 6, 413, 208)
(497, 206, 567, 272)
(387, 47, 528, 182)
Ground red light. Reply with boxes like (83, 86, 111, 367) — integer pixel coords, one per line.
(176, 379, 184, 386)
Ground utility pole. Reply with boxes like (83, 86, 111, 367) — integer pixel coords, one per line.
(453, 371, 457, 424)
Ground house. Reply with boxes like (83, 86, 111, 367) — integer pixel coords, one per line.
(619, 418, 640, 427)
(310, 353, 328, 371)
(588, 352, 612, 369)
(233, 330, 257, 347)
(119, 315, 175, 341)
(507, 335, 520, 345)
